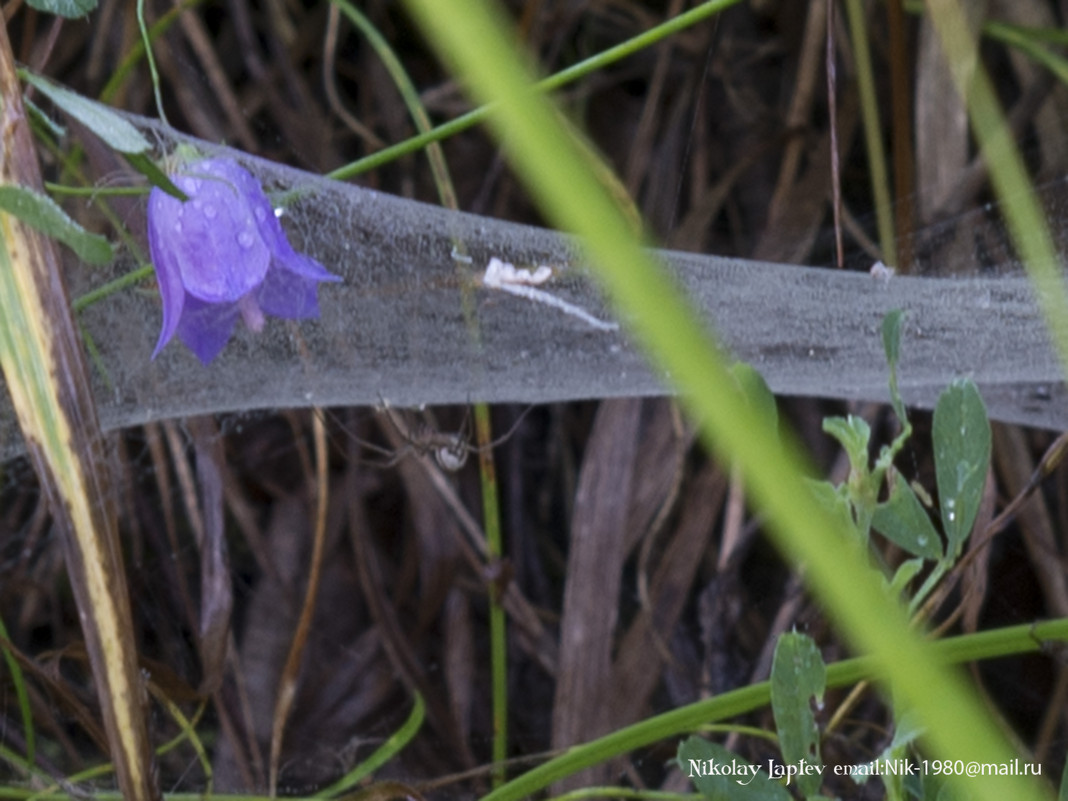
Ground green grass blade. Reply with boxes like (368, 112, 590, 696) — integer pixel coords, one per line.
(396, 2, 1052, 800)
(314, 692, 426, 798)
(0, 617, 35, 767)
(328, 0, 745, 182)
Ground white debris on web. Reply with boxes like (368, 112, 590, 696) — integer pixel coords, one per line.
(481, 257, 619, 332)
(451, 245, 474, 264)
(870, 260, 895, 282)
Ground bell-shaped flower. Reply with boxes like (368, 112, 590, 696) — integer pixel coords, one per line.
(147, 156, 341, 364)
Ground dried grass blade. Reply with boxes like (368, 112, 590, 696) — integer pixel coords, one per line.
(190, 417, 233, 695)
(0, 23, 158, 801)
(268, 409, 330, 796)
(551, 397, 643, 790)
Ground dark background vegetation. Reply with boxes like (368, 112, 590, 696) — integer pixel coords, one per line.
(2, 0, 1068, 798)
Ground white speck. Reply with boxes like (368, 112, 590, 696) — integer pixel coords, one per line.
(870, 260, 895, 281)
(274, 207, 285, 219)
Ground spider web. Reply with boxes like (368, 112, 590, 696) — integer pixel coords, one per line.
(1, 114, 1068, 462)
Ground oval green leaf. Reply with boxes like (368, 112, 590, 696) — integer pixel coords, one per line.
(678, 736, 792, 801)
(770, 632, 826, 798)
(0, 186, 112, 266)
(25, 0, 96, 17)
(20, 71, 150, 154)
(933, 379, 991, 558)
(872, 472, 944, 561)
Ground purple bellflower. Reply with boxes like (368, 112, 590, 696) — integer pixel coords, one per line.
(148, 156, 341, 364)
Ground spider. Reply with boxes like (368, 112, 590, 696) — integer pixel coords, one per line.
(321, 403, 534, 472)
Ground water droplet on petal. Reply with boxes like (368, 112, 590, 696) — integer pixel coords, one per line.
(202, 203, 218, 219)
(173, 222, 183, 234)
(237, 230, 256, 249)
(254, 206, 267, 222)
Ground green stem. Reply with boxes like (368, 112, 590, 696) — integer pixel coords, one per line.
(327, 0, 745, 181)
(478, 618, 1068, 801)
(844, 0, 896, 267)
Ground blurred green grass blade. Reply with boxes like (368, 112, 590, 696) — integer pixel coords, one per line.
(0, 28, 159, 801)
(0, 616, 34, 767)
(925, 0, 1068, 376)
(396, 2, 1049, 800)
(985, 20, 1068, 85)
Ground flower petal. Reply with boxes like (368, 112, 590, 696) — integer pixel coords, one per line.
(147, 155, 341, 363)
(176, 296, 241, 364)
(168, 162, 270, 302)
(148, 188, 187, 359)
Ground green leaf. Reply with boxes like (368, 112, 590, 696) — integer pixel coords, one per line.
(932, 379, 991, 558)
(872, 472, 943, 560)
(24, 0, 96, 17)
(823, 415, 871, 475)
(24, 97, 67, 140)
(20, 71, 150, 153)
(770, 632, 826, 798)
(882, 308, 904, 369)
(123, 152, 188, 202)
(0, 186, 112, 266)
(885, 557, 925, 599)
(882, 309, 908, 423)
(678, 736, 791, 801)
(807, 479, 862, 538)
